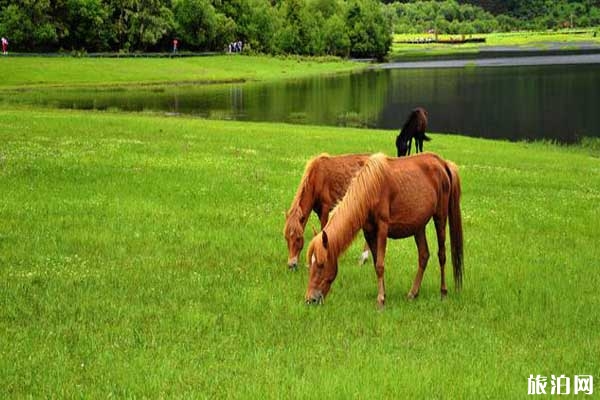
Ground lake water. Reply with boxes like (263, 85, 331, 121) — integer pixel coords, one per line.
(5, 60, 600, 143)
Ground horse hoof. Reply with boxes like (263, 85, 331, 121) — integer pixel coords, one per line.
(407, 292, 419, 301)
(377, 296, 385, 309)
(358, 251, 369, 266)
(440, 289, 448, 299)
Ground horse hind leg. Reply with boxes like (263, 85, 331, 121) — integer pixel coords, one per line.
(358, 242, 370, 266)
(434, 216, 448, 298)
(408, 228, 429, 300)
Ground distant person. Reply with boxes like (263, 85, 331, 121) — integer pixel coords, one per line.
(1, 37, 7, 55)
(172, 38, 178, 54)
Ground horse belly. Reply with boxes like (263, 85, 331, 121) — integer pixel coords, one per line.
(387, 216, 431, 239)
(387, 193, 435, 239)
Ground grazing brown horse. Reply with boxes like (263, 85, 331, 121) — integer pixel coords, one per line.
(284, 153, 371, 270)
(396, 107, 430, 156)
(305, 153, 463, 307)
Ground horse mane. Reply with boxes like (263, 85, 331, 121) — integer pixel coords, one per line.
(325, 153, 388, 258)
(284, 153, 330, 237)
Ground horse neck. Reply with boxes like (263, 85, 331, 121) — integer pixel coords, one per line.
(289, 169, 316, 229)
(325, 154, 387, 259)
(326, 208, 365, 260)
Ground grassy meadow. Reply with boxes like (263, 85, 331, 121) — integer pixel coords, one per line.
(391, 29, 600, 59)
(0, 55, 363, 90)
(1, 106, 599, 397)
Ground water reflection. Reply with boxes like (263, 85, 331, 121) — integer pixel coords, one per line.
(2, 63, 599, 143)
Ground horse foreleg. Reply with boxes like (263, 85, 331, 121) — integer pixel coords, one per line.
(364, 225, 387, 308)
(318, 207, 329, 230)
(408, 228, 430, 300)
(434, 216, 448, 298)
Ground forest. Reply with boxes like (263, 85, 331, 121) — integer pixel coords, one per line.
(0, 0, 599, 57)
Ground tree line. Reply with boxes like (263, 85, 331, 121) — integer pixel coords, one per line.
(393, 0, 600, 33)
(0, 1, 598, 57)
(0, 0, 392, 59)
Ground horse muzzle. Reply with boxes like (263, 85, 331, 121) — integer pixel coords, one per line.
(305, 290, 324, 305)
(287, 255, 299, 271)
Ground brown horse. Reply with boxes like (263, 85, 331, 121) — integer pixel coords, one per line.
(396, 107, 430, 156)
(306, 152, 463, 307)
(284, 153, 371, 270)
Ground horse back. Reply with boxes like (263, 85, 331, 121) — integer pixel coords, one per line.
(311, 154, 370, 206)
(399, 107, 428, 138)
(381, 153, 451, 237)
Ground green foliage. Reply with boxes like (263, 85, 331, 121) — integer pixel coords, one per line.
(0, 0, 58, 51)
(346, 0, 393, 59)
(123, 0, 175, 51)
(1, 0, 599, 54)
(323, 14, 351, 57)
(232, 0, 282, 54)
(392, 0, 600, 34)
(64, 0, 114, 51)
(172, 0, 219, 48)
(393, 0, 499, 34)
(0, 0, 393, 57)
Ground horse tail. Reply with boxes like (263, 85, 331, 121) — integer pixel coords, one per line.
(445, 161, 463, 290)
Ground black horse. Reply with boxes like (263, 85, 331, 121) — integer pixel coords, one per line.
(396, 107, 430, 157)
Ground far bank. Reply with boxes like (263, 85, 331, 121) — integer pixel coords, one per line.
(0, 55, 364, 90)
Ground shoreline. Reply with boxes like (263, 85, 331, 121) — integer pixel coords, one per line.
(378, 52, 600, 69)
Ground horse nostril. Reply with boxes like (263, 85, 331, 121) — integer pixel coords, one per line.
(305, 297, 317, 305)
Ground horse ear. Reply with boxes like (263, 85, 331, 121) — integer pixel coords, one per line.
(322, 231, 329, 249)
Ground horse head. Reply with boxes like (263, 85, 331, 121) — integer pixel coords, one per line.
(305, 231, 338, 304)
(284, 208, 305, 270)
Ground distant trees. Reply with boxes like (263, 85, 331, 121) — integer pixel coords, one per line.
(346, 0, 393, 57)
(1, 0, 598, 55)
(392, 0, 600, 34)
(0, 0, 393, 59)
(393, 1, 500, 34)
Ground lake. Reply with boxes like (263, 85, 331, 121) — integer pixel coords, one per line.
(4, 60, 599, 143)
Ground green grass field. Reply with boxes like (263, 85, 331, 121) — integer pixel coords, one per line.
(391, 29, 600, 59)
(1, 107, 599, 397)
(0, 55, 363, 89)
